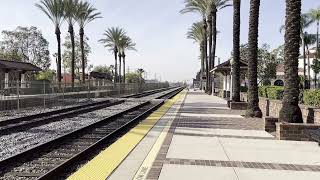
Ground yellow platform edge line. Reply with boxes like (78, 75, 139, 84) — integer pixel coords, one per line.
(133, 91, 186, 180)
(67, 91, 186, 180)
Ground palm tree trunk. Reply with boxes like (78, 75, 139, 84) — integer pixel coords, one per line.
(279, 0, 303, 123)
(307, 44, 311, 87)
(80, 27, 85, 84)
(207, 15, 213, 95)
(203, 18, 208, 92)
(119, 54, 122, 83)
(55, 26, 62, 87)
(245, 0, 262, 118)
(114, 48, 118, 84)
(123, 54, 126, 83)
(232, 0, 241, 102)
(302, 34, 307, 89)
(211, 10, 217, 95)
(200, 42, 205, 90)
(69, 25, 75, 89)
(316, 20, 319, 88)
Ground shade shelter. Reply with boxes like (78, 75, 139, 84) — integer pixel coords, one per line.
(0, 59, 42, 88)
(210, 59, 248, 98)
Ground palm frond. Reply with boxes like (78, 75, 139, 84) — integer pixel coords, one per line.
(76, 1, 102, 28)
(35, 0, 65, 27)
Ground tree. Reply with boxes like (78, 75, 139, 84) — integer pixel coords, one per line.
(126, 72, 144, 84)
(257, 44, 277, 85)
(62, 34, 91, 81)
(208, 0, 231, 95)
(0, 26, 51, 70)
(118, 36, 137, 83)
(308, 8, 320, 88)
(279, 0, 303, 123)
(36, 70, 56, 81)
(304, 32, 317, 85)
(232, 0, 241, 102)
(92, 65, 113, 81)
(64, 0, 80, 88)
(239, 44, 278, 86)
(245, 0, 262, 118)
(99, 27, 127, 83)
(187, 22, 206, 90)
(76, 1, 101, 83)
(181, 0, 209, 92)
(36, 0, 64, 84)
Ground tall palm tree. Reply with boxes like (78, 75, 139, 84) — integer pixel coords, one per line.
(118, 36, 137, 83)
(76, 1, 102, 83)
(207, 0, 231, 95)
(35, 0, 64, 85)
(187, 22, 206, 90)
(308, 8, 320, 88)
(280, 14, 312, 89)
(99, 27, 126, 83)
(245, 0, 262, 118)
(232, 0, 241, 102)
(181, 0, 209, 92)
(64, 0, 79, 88)
(279, 0, 303, 123)
(304, 32, 317, 85)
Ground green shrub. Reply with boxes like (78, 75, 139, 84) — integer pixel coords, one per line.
(303, 90, 320, 107)
(258, 86, 284, 100)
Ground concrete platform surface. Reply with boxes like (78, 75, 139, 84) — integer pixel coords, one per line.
(106, 90, 320, 180)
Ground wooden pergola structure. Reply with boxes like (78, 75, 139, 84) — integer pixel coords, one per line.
(210, 59, 248, 98)
(0, 59, 42, 88)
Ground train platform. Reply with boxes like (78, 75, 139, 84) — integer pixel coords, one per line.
(68, 89, 320, 180)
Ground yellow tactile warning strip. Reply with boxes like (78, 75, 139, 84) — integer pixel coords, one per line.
(133, 92, 185, 180)
(67, 91, 186, 180)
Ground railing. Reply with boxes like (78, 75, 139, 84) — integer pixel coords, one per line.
(0, 80, 169, 111)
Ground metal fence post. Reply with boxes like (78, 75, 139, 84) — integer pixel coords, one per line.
(43, 80, 46, 109)
(16, 80, 20, 112)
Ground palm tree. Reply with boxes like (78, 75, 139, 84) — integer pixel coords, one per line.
(245, 0, 262, 118)
(308, 8, 320, 88)
(207, 0, 231, 94)
(187, 22, 206, 90)
(99, 27, 126, 83)
(232, 0, 241, 102)
(280, 14, 312, 89)
(118, 36, 137, 83)
(181, 0, 209, 92)
(64, 0, 79, 88)
(76, 1, 102, 83)
(35, 0, 64, 85)
(304, 32, 317, 85)
(279, 0, 303, 123)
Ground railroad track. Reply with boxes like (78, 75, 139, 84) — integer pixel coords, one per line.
(122, 87, 174, 98)
(0, 87, 183, 180)
(0, 101, 163, 180)
(0, 100, 124, 135)
(0, 87, 176, 135)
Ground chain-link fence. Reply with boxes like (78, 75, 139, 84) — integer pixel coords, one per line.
(0, 80, 169, 111)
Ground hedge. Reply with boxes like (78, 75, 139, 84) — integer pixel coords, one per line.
(303, 90, 320, 107)
(258, 86, 284, 100)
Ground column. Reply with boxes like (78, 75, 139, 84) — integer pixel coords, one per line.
(4, 71, 9, 89)
(212, 72, 215, 95)
(230, 72, 233, 98)
(223, 74, 227, 91)
(21, 72, 26, 88)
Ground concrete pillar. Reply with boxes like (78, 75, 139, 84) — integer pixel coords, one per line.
(212, 73, 215, 95)
(4, 71, 9, 89)
(21, 72, 26, 88)
(227, 74, 231, 91)
(230, 72, 233, 98)
(223, 75, 227, 91)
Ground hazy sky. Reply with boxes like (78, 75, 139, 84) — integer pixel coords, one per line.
(0, 0, 319, 82)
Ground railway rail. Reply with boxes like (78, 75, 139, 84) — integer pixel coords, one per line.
(0, 87, 183, 180)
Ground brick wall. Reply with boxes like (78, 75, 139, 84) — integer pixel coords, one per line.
(241, 93, 320, 124)
(276, 123, 320, 141)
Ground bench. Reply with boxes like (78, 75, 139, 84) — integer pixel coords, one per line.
(305, 129, 320, 146)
